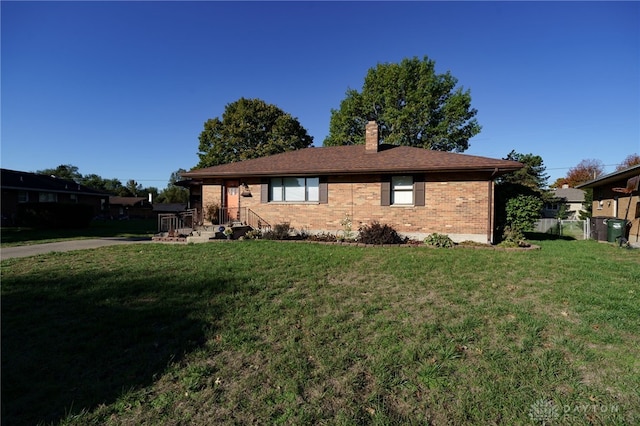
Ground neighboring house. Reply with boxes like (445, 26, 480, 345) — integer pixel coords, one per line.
(181, 121, 523, 244)
(1, 168, 109, 226)
(108, 196, 153, 219)
(153, 203, 188, 215)
(577, 164, 640, 244)
(543, 186, 585, 219)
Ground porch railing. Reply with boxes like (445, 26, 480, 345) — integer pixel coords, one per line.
(157, 209, 197, 233)
(214, 207, 271, 231)
(246, 208, 272, 232)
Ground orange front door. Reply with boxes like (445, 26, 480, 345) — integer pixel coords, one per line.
(225, 180, 240, 221)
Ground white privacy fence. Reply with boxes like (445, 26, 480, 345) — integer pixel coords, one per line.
(533, 219, 590, 240)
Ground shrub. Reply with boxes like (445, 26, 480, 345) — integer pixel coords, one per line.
(505, 194, 543, 232)
(244, 229, 262, 240)
(424, 233, 454, 248)
(16, 202, 94, 229)
(203, 203, 220, 224)
(295, 227, 310, 240)
(339, 214, 355, 240)
(307, 232, 338, 242)
(262, 223, 293, 240)
(500, 226, 529, 248)
(357, 221, 406, 245)
(458, 240, 487, 247)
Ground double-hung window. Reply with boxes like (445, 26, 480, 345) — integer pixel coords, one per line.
(381, 175, 425, 206)
(39, 192, 57, 202)
(270, 177, 320, 202)
(391, 176, 414, 205)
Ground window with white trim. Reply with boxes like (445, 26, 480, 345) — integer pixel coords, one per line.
(18, 191, 29, 203)
(270, 177, 319, 202)
(39, 192, 57, 202)
(391, 176, 413, 205)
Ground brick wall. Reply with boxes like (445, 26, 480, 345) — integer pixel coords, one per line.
(202, 183, 223, 211)
(200, 175, 494, 243)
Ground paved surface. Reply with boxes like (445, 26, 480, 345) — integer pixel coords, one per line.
(0, 237, 152, 260)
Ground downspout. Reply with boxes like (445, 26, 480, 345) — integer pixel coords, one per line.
(488, 168, 499, 244)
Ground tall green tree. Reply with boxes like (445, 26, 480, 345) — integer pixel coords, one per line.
(125, 180, 142, 197)
(496, 150, 549, 195)
(324, 56, 481, 152)
(156, 169, 189, 203)
(579, 189, 594, 220)
(80, 174, 125, 194)
(36, 164, 82, 182)
(495, 151, 549, 236)
(197, 98, 314, 168)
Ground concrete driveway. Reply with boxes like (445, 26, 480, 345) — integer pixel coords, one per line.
(0, 237, 152, 260)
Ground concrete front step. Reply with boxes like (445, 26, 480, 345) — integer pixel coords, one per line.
(190, 230, 217, 238)
(186, 235, 212, 243)
(153, 225, 255, 244)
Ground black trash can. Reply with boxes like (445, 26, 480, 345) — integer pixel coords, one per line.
(606, 219, 627, 243)
(591, 216, 613, 241)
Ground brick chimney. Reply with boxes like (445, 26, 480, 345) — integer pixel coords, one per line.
(365, 121, 379, 153)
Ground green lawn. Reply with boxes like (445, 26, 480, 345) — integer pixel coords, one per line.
(1, 239, 638, 425)
(0, 219, 157, 247)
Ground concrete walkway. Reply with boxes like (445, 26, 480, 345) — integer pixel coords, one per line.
(0, 237, 152, 260)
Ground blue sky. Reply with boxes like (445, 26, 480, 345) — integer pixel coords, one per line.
(2, 1, 639, 189)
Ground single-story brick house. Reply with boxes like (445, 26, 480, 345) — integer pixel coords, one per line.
(1, 168, 109, 226)
(153, 203, 189, 215)
(577, 164, 640, 244)
(542, 186, 585, 219)
(181, 122, 523, 243)
(108, 196, 154, 219)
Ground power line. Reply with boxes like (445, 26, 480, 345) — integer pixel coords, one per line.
(546, 163, 622, 171)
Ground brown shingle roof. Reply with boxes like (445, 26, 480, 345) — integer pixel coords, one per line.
(1, 168, 109, 197)
(109, 196, 149, 206)
(182, 145, 522, 178)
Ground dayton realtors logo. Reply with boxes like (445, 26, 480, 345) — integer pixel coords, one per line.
(529, 398, 620, 424)
(529, 399, 561, 424)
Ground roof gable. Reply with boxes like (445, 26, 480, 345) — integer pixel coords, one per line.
(551, 188, 585, 202)
(182, 145, 522, 178)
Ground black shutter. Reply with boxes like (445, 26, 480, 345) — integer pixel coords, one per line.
(319, 178, 328, 204)
(381, 178, 391, 206)
(414, 178, 425, 206)
(261, 180, 269, 203)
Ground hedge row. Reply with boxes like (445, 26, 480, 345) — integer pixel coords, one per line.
(16, 203, 94, 229)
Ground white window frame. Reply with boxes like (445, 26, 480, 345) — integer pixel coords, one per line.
(39, 192, 58, 202)
(391, 176, 413, 205)
(270, 177, 320, 202)
(18, 191, 29, 203)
